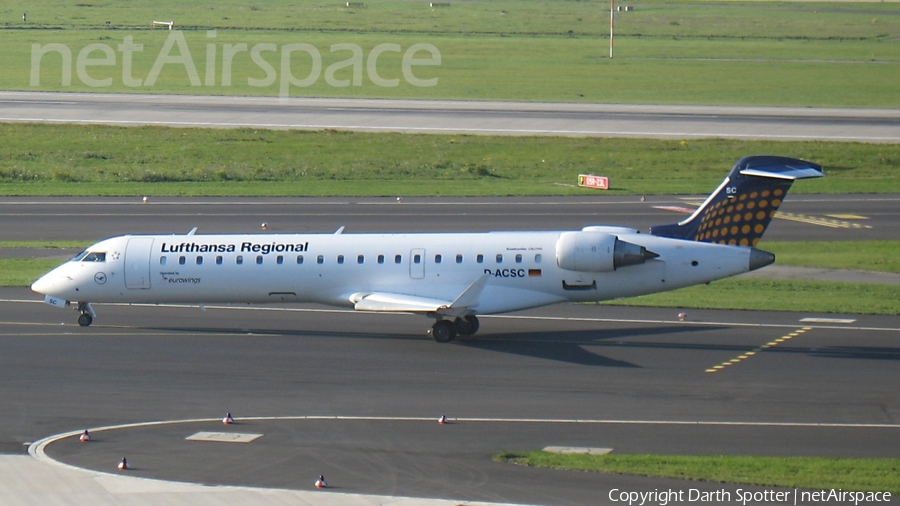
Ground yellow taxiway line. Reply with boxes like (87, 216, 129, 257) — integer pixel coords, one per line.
(705, 327, 813, 373)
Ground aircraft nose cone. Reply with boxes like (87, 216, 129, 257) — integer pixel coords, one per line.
(31, 275, 54, 295)
(749, 248, 775, 271)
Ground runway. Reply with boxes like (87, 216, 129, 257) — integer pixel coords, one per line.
(2, 196, 899, 505)
(2, 91, 900, 142)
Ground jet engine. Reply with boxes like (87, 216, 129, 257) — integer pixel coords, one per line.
(556, 231, 659, 272)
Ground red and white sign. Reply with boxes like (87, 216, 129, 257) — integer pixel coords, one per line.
(578, 174, 609, 190)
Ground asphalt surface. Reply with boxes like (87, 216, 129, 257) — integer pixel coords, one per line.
(1, 193, 896, 244)
(4, 297, 900, 505)
(1, 195, 898, 505)
(2, 91, 900, 141)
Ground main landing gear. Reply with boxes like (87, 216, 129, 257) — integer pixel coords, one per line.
(430, 315, 480, 343)
(76, 302, 95, 327)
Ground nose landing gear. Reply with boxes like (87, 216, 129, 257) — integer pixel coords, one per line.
(76, 302, 95, 327)
(77, 313, 93, 327)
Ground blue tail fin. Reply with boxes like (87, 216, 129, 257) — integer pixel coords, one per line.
(650, 155, 823, 246)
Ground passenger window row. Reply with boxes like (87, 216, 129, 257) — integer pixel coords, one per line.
(160, 253, 543, 266)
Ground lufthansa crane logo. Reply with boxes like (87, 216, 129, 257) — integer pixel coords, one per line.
(94, 272, 107, 285)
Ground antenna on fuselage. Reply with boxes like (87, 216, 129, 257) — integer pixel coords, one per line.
(334, 226, 345, 235)
(187, 227, 198, 236)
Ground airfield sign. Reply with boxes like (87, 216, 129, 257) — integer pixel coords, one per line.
(578, 174, 609, 190)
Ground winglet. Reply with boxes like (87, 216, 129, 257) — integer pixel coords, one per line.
(449, 274, 490, 310)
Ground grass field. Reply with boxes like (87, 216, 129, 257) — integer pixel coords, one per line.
(606, 278, 900, 314)
(762, 240, 900, 273)
(1, 0, 898, 106)
(6, 0, 899, 37)
(495, 451, 900, 495)
(1, 124, 899, 195)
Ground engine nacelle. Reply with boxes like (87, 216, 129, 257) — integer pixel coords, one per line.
(556, 231, 658, 272)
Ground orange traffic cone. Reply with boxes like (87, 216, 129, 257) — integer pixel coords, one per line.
(79, 430, 91, 442)
(223, 412, 234, 425)
(117, 457, 128, 470)
(315, 475, 327, 488)
(438, 415, 448, 425)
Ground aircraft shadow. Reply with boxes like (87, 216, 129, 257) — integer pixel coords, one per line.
(138, 324, 900, 366)
(806, 346, 900, 361)
(455, 325, 721, 367)
(143, 323, 722, 367)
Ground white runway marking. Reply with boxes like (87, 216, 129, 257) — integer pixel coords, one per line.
(800, 317, 857, 324)
(32, 413, 900, 468)
(1, 116, 898, 142)
(185, 432, 263, 443)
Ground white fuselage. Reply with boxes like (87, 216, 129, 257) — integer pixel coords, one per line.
(32, 226, 755, 315)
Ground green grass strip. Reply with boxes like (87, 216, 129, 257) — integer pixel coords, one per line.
(495, 452, 900, 495)
(0, 241, 88, 249)
(761, 241, 900, 274)
(1, 125, 900, 195)
(606, 278, 899, 315)
(0, 259, 66, 288)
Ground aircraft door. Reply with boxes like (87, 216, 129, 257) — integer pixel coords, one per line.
(124, 237, 154, 289)
(409, 249, 425, 279)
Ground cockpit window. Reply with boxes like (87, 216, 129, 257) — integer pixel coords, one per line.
(69, 250, 89, 262)
(81, 252, 106, 262)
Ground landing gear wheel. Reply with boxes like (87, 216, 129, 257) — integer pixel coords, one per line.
(431, 320, 456, 343)
(77, 313, 93, 327)
(454, 315, 480, 337)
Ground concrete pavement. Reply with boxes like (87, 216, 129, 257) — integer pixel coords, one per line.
(2, 454, 514, 506)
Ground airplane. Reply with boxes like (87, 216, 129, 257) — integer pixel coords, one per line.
(31, 155, 822, 342)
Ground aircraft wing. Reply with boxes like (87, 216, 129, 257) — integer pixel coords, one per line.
(350, 274, 489, 316)
(352, 292, 454, 312)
